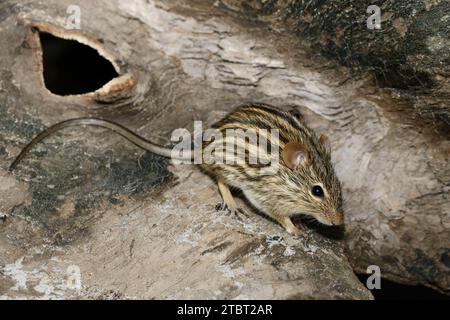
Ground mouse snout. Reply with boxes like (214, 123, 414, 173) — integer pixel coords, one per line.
(330, 212, 344, 226)
(320, 211, 344, 226)
(322, 211, 344, 226)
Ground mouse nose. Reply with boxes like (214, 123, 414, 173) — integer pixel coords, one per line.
(332, 212, 344, 225)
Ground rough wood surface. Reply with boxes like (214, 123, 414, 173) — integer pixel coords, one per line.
(221, 0, 450, 136)
(0, 0, 448, 298)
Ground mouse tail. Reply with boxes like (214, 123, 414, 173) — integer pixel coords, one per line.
(9, 117, 192, 172)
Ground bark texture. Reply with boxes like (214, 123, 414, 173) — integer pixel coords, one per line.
(220, 0, 450, 135)
(0, 0, 448, 298)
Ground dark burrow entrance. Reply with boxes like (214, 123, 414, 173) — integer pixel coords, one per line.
(356, 274, 450, 300)
(37, 30, 119, 95)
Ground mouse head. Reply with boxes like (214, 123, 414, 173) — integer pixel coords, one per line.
(281, 135, 343, 226)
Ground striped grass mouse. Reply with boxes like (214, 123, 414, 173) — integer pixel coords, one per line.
(9, 104, 344, 236)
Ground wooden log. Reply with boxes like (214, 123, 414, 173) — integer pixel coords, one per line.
(0, 0, 448, 298)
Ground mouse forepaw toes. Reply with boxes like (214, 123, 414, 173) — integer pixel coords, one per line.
(237, 208, 249, 217)
(232, 209, 242, 220)
(231, 208, 249, 221)
(216, 202, 248, 220)
(215, 202, 231, 214)
(287, 227, 302, 237)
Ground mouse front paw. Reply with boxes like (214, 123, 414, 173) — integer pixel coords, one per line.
(232, 207, 249, 221)
(285, 225, 302, 237)
(215, 202, 228, 212)
(276, 216, 302, 237)
(215, 202, 248, 220)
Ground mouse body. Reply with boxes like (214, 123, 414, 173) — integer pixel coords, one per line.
(199, 104, 343, 235)
(9, 104, 344, 236)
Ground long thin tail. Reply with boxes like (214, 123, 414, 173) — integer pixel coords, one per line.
(9, 118, 190, 172)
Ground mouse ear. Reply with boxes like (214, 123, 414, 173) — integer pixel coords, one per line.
(319, 133, 331, 154)
(282, 141, 309, 170)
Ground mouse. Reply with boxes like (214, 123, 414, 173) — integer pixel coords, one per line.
(9, 104, 344, 236)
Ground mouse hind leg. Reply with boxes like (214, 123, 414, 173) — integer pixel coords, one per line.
(216, 178, 248, 219)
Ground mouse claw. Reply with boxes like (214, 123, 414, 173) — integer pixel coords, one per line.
(215, 202, 248, 220)
(230, 207, 249, 221)
(215, 202, 230, 213)
(215, 202, 233, 216)
(236, 208, 249, 218)
(287, 226, 302, 237)
(276, 216, 302, 237)
(231, 208, 243, 221)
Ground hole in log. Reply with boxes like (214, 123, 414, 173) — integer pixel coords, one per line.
(38, 31, 119, 96)
(356, 274, 450, 300)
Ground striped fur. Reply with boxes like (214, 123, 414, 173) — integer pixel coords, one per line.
(200, 104, 343, 226)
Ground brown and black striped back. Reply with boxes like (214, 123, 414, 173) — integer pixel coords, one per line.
(203, 103, 343, 217)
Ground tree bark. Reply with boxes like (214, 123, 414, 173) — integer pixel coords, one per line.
(220, 0, 450, 136)
(0, 0, 448, 298)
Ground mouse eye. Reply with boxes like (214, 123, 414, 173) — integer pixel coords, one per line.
(311, 185, 324, 198)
